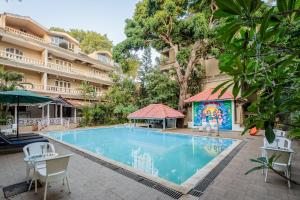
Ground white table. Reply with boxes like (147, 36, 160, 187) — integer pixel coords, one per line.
(24, 153, 58, 193)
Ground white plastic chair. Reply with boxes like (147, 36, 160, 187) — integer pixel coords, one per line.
(278, 138, 292, 149)
(273, 129, 286, 137)
(23, 142, 55, 182)
(264, 148, 293, 188)
(1, 124, 17, 135)
(37, 154, 72, 200)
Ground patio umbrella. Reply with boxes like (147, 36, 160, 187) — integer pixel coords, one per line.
(0, 90, 51, 137)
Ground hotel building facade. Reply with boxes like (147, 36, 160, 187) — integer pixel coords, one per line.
(0, 13, 114, 130)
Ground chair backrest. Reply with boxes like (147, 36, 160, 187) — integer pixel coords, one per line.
(23, 142, 55, 157)
(273, 129, 286, 137)
(277, 138, 292, 149)
(45, 154, 72, 175)
(265, 149, 292, 165)
(12, 124, 17, 130)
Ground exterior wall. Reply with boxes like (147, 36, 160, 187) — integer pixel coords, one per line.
(4, 66, 42, 85)
(0, 41, 43, 60)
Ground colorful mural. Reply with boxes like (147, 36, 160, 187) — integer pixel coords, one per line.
(193, 100, 232, 130)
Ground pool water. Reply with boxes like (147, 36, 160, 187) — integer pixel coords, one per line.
(47, 127, 236, 185)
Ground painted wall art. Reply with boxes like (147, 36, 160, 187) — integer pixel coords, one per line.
(193, 100, 232, 130)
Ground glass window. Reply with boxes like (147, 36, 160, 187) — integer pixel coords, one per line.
(5, 48, 23, 59)
(97, 54, 110, 64)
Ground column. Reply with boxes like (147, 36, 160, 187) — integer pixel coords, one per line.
(42, 73, 48, 90)
(74, 107, 77, 123)
(60, 104, 63, 125)
(54, 104, 57, 118)
(42, 106, 44, 118)
(47, 104, 50, 125)
(163, 119, 166, 130)
(43, 49, 48, 66)
(14, 105, 17, 124)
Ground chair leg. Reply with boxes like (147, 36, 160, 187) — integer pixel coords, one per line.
(26, 165, 30, 183)
(44, 181, 48, 200)
(65, 177, 71, 193)
(28, 178, 33, 191)
(264, 169, 268, 183)
(287, 170, 291, 188)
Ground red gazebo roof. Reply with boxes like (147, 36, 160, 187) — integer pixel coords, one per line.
(128, 104, 184, 119)
(184, 88, 234, 103)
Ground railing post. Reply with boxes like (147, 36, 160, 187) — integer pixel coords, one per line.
(42, 73, 47, 90)
(14, 105, 17, 124)
(47, 104, 50, 126)
(74, 107, 77, 124)
(60, 104, 63, 125)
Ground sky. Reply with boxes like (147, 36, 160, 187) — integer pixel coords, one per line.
(0, 0, 139, 45)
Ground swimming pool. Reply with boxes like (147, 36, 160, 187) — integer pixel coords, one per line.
(47, 127, 238, 191)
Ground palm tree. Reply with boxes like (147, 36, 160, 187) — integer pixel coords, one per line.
(0, 66, 26, 91)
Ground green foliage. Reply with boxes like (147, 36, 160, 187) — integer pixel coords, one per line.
(214, 0, 300, 142)
(50, 27, 113, 54)
(138, 47, 153, 107)
(79, 81, 96, 102)
(0, 66, 26, 91)
(101, 73, 139, 123)
(80, 106, 93, 126)
(143, 69, 179, 108)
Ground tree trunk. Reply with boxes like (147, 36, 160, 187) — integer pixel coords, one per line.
(178, 78, 188, 112)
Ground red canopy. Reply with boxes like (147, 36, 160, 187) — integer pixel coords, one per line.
(128, 104, 184, 119)
(184, 88, 234, 103)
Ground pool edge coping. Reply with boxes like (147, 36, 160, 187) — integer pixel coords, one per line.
(40, 128, 242, 195)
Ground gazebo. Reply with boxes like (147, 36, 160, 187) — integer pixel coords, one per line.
(128, 104, 184, 129)
(184, 88, 236, 130)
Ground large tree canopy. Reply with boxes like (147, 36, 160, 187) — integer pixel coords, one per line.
(113, 0, 218, 111)
(214, 0, 300, 141)
(50, 27, 113, 54)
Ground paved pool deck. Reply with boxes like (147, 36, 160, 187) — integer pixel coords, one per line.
(0, 129, 299, 200)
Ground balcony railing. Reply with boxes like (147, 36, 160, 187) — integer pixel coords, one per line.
(202, 74, 231, 83)
(5, 26, 47, 43)
(0, 51, 112, 83)
(0, 50, 44, 66)
(47, 62, 112, 82)
(23, 84, 102, 97)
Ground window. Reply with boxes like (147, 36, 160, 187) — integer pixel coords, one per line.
(5, 48, 23, 59)
(54, 80, 71, 93)
(55, 59, 72, 67)
(51, 36, 74, 51)
(97, 54, 110, 64)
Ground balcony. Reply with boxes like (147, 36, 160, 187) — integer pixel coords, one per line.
(23, 84, 102, 98)
(0, 50, 44, 66)
(2, 26, 115, 70)
(202, 74, 231, 83)
(0, 50, 112, 84)
(5, 26, 47, 43)
(47, 62, 112, 83)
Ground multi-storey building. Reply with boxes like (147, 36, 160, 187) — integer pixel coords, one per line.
(160, 49, 244, 131)
(0, 13, 114, 130)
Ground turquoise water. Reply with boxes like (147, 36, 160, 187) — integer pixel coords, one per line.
(47, 127, 235, 185)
